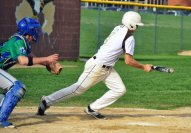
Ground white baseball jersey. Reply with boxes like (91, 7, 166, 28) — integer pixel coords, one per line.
(95, 25, 135, 66)
(43, 25, 134, 112)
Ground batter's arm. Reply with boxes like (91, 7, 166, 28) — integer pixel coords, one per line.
(17, 54, 59, 66)
(124, 53, 152, 72)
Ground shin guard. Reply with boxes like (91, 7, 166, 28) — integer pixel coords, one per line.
(0, 81, 26, 122)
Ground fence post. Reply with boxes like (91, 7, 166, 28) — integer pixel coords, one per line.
(97, 4, 101, 50)
(180, 11, 184, 50)
(134, 0, 139, 12)
(154, 8, 158, 54)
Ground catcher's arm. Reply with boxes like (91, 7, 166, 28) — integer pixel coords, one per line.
(17, 54, 59, 66)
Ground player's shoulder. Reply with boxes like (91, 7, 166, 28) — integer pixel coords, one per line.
(10, 35, 27, 47)
(112, 25, 128, 35)
(114, 25, 127, 30)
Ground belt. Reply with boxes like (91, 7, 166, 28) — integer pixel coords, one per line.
(93, 56, 111, 69)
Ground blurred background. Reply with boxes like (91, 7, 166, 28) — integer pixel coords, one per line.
(80, 0, 191, 57)
(1, 0, 191, 59)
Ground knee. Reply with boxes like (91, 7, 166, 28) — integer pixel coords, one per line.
(0, 81, 26, 122)
(72, 84, 87, 95)
(0, 94, 5, 104)
(11, 80, 26, 98)
(118, 86, 127, 96)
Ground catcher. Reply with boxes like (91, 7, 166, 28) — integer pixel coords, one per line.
(0, 17, 62, 128)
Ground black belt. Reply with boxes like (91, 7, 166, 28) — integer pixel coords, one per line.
(93, 56, 111, 69)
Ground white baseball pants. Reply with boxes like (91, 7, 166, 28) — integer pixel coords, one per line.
(44, 57, 127, 111)
(0, 69, 17, 91)
(0, 69, 17, 106)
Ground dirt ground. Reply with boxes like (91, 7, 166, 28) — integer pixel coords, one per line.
(177, 50, 191, 56)
(1, 107, 191, 133)
(3, 55, 191, 133)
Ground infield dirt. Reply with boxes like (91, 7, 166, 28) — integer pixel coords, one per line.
(178, 50, 191, 56)
(0, 107, 191, 133)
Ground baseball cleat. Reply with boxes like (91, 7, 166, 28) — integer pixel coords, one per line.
(36, 96, 49, 116)
(0, 121, 15, 128)
(84, 105, 106, 119)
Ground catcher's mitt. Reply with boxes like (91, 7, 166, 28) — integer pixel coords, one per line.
(46, 62, 63, 75)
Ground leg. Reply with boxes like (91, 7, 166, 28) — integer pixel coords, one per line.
(90, 68, 126, 111)
(0, 81, 26, 128)
(44, 60, 108, 106)
(0, 94, 5, 109)
(37, 58, 109, 115)
(0, 69, 17, 90)
(0, 69, 17, 109)
(0, 69, 25, 128)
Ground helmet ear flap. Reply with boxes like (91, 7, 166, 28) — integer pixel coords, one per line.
(129, 24, 137, 30)
(127, 24, 137, 31)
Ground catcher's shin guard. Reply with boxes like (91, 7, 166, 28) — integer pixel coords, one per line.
(0, 81, 26, 122)
(0, 94, 5, 110)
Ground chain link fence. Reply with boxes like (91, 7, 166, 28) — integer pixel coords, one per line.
(80, 1, 191, 57)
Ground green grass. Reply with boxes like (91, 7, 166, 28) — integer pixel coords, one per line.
(3, 9, 191, 111)
(9, 55, 191, 110)
(80, 9, 191, 57)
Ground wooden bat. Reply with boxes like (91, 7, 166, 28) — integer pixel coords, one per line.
(152, 66, 174, 73)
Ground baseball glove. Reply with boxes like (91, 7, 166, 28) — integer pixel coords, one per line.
(46, 62, 63, 75)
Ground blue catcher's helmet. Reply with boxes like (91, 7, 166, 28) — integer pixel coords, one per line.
(17, 17, 42, 42)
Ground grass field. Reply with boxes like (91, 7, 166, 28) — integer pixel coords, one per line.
(80, 9, 191, 57)
(3, 9, 191, 111)
(8, 55, 191, 110)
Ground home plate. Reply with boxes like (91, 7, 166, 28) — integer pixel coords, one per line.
(127, 122, 159, 126)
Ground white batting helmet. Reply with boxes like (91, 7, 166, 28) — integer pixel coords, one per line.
(122, 11, 144, 30)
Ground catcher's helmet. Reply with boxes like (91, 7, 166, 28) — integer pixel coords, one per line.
(17, 17, 42, 42)
(122, 11, 144, 30)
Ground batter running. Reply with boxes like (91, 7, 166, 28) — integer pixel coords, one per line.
(37, 11, 153, 119)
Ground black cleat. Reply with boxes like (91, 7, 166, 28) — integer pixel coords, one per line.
(36, 97, 49, 116)
(84, 105, 106, 119)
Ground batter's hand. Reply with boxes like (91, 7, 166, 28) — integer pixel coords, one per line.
(144, 64, 153, 72)
(46, 54, 59, 64)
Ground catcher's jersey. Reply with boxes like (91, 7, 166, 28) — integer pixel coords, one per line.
(95, 25, 135, 66)
(0, 34, 31, 70)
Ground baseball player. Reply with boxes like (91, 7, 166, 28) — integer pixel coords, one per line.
(0, 17, 59, 128)
(37, 11, 153, 119)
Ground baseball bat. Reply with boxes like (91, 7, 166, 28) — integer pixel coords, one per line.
(151, 66, 174, 73)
